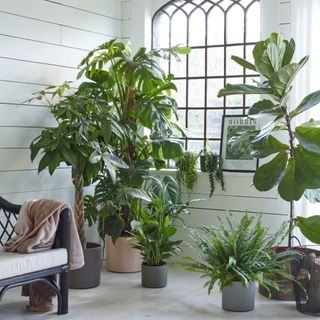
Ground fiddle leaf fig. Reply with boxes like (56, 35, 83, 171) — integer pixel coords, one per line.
(251, 135, 289, 159)
(289, 89, 320, 119)
(231, 55, 256, 71)
(294, 216, 320, 244)
(295, 126, 320, 155)
(217, 84, 273, 97)
(248, 99, 283, 117)
(253, 151, 288, 192)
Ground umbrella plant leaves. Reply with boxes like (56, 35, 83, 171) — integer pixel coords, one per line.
(253, 151, 288, 191)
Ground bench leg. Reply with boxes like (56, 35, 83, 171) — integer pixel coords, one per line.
(58, 268, 69, 315)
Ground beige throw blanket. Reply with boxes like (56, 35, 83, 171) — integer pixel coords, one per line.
(4, 199, 84, 270)
(4, 199, 85, 313)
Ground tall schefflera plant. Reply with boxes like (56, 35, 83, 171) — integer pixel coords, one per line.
(218, 33, 320, 246)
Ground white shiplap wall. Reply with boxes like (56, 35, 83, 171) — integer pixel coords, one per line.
(0, 0, 122, 208)
(122, 0, 293, 258)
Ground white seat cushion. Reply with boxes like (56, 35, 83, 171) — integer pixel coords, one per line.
(0, 248, 68, 280)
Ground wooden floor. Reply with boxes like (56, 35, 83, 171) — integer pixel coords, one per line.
(0, 266, 312, 319)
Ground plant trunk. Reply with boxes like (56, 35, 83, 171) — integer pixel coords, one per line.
(73, 171, 86, 248)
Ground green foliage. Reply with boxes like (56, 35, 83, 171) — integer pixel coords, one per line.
(186, 213, 295, 294)
(176, 151, 199, 197)
(217, 33, 320, 244)
(131, 176, 188, 265)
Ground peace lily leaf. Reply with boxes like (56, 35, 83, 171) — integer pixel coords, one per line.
(231, 55, 256, 71)
(251, 135, 289, 158)
(294, 216, 320, 244)
(248, 99, 283, 117)
(217, 84, 273, 98)
(289, 89, 320, 119)
(278, 158, 304, 201)
(295, 125, 320, 155)
(253, 151, 288, 191)
(304, 189, 320, 203)
(294, 146, 320, 189)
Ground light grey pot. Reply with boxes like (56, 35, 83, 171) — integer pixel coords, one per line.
(222, 281, 255, 312)
(141, 263, 168, 288)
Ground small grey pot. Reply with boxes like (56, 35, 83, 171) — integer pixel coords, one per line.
(222, 281, 255, 312)
(141, 263, 168, 288)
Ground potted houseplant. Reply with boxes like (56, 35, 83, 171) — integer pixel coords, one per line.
(29, 82, 127, 288)
(131, 175, 188, 288)
(217, 32, 320, 311)
(175, 151, 199, 198)
(186, 212, 295, 312)
(77, 39, 190, 272)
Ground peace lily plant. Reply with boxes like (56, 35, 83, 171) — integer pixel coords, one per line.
(218, 33, 320, 246)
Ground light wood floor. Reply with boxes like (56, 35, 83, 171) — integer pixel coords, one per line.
(0, 266, 312, 319)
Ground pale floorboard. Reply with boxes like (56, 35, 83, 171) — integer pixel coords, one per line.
(0, 266, 311, 319)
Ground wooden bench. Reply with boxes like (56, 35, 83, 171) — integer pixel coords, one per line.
(0, 196, 71, 315)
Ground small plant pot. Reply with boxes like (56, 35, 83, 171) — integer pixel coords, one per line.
(141, 263, 168, 288)
(292, 247, 320, 316)
(200, 154, 218, 172)
(222, 281, 255, 312)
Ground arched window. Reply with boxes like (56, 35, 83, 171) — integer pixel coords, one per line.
(152, 0, 260, 153)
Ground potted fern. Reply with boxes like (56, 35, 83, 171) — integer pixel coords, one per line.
(131, 175, 188, 288)
(186, 213, 295, 312)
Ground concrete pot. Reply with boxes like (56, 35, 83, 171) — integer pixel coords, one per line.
(141, 263, 168, 288)
(106, 235, 142, 273)
(69, 242, 102, 289)
(222, 281, 255, 312)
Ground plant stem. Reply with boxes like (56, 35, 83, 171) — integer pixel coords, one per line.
(288, 201, 294, 248)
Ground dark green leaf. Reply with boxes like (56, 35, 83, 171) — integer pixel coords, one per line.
(231, 55, 256, 71)
(295, 125, 320, 155)
(217, 84, 273, 97)
(61, 146, 78, 168)
(289, 89, 320, 119)
(294, 216, 320, 244)
(253, 151, 288, 191)
(161, 140, 184, 159)
(104, 215, 125, 244)
(251, 135, 289, 158)
(248, 99, 283, 117)
(278, 158, 304, 201)
(282, 39, 295, 66)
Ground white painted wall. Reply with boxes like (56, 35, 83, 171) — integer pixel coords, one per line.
(122, 0, 293, 258)
(0, 1, 122, 219)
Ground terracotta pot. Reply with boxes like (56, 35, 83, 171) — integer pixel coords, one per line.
(106, 235, 142, 273)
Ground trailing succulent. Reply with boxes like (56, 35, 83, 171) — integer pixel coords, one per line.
(218, 33, 320, 245)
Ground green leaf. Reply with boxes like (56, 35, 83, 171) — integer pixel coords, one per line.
(289, 89, 320, 119)
(251, 135, 289, 158)
(253, 151, 288, 191)
(294, 146, 320, 189)
(304, 189, 320, 203)
(231, 55, 256, 71)
(217, 84, 273, 98)
(294, 216, 320, 244)
(161, 140, 184, 159)
(282, 39, 295, 66)
(38, 152, 54, 173)
(248, 99, 283, 117)
(170, 45, 191, 55)
(61, 146, 78, 168)
(278, 158, 304, 201)
(104, 215, 125, 244)
(295, 125, 320, 155)
(253, 41, 274, 79)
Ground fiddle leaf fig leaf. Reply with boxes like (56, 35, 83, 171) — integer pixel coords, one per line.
(278, 158, 304, 201)
(294, 215, 320, 244)
(289, 89, 320, 119)
(294, 146, 320, 189)
(251, 135, 289, 159)
(251, 118, 282, 143)
(248, 99, 283, 117)
(217, 84, 273, 97)
(253, 151, 288, 191)
(253, 41, 274, 79)
(282, 38, 295, 66)
(231, 55, 256, 71)
(295, 125, 320, 155)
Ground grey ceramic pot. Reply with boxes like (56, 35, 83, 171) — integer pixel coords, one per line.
(222, 281, 255, 312)
(141, 263, 168, 288)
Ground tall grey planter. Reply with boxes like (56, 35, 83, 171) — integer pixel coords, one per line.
(141, 263, 168, 288)
(222, 281, 255, 312)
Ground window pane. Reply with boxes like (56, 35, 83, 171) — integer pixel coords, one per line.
(226, 45, 244, 75)
(225, 108, 244, 115)
(207, 47, 224, 76)
(177, 109, 186, 131)
(189, 49, 205, 77)
(189, 9, 206, 46)
(171, 10, 187, 46)
(171, 54, 187, 77)
(225, 77, 244, 107)
(172, 80, 186, 109)
(207, 79, 224, 107)
(188, 140, 203, 154)
(188, 79, 205, 108)
(246, 1, 260, 43)
(153, 11, 170, 48)
(207, 7, 224, 45)
(188, 110, 204, 138)
(226, 4, 244, 44)
(207, 110, 224, 139)
(206, 140, 220, 154)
